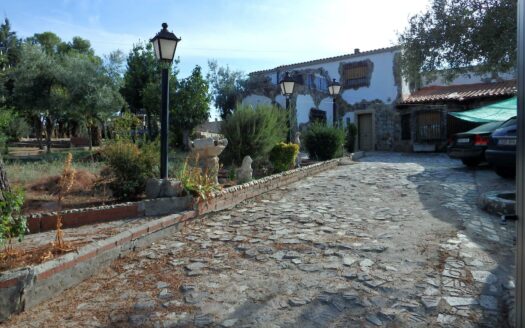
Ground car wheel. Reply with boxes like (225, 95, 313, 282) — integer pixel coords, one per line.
(495, 166, 515, 179)
(461, 158, 481, 167)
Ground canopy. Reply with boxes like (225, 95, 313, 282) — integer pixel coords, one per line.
(448, 97, 517, 123)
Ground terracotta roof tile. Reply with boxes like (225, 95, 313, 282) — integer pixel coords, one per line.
(400, 80, 516, 104)
(250, 46, 401, 75)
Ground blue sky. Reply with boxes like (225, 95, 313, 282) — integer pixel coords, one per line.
(2, 0, 430, 78)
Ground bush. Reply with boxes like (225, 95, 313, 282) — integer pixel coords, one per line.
(220, 104, 287, 166)
(102, 140, 159, 200)
(177, 157, 221, 202)
(303, 123, 345, 160)
(345, 123, 357, 153)
(0, 188, 27, 251)
(269, 142, 299, 173)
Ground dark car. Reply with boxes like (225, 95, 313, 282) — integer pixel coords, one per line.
(447, 121, 504, 167)
(486, 116, 516, 178)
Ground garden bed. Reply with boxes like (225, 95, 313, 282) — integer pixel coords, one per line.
(0, 216, 160, 273)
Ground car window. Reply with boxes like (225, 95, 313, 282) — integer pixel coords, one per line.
(499, 117, 516, 128)
(467, 121, 503, 133)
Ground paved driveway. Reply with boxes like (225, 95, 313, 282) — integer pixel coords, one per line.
(6, 152, 516, 328)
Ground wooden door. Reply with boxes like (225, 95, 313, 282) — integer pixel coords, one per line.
(358, 114, 373, 151)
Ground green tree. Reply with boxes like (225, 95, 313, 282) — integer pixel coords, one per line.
(0, 18, 21, 104)
(11, 42, 66, 152)
(172, 65, 211, 148)
(121, 42, 167, 139)
(104, 50, 126, 88)
(207, 60, 246, 119)
(62, 52, 124, 149)
(27, 32, 62, 55)
(399, 0, 517, 84)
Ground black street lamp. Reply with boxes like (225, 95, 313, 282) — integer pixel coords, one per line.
(328, 79, 342, 127)
(279, 72, 295, 142)
(150, 23, 181, 179)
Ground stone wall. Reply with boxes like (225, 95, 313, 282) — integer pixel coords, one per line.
(374, 106, 400, 151)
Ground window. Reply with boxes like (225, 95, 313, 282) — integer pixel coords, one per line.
(342, 60, 373, 89)
(415, 111, 443, 141)
(309, 108, 326, 123)
(401, 114, 411, 140)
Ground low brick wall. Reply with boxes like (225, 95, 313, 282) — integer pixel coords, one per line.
(0, 157, 341, 322)
(27, 202, 143, 234)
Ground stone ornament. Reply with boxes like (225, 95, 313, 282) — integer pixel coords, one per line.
(189, 137, 228, 183)
(146, 178, 183, 199)
(236, 155, 253, 183)
(294, 132, 301, 148)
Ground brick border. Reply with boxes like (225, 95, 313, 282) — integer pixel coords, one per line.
(0, 157, 342, 322)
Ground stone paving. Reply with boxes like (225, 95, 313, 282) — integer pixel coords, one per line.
(5, 152, 516, 328)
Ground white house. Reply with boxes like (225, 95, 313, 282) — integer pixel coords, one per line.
(243, 46, 404, 151)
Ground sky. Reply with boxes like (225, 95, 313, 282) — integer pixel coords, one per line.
(1, 0, 432, 76)
(2, 0, 431, 118)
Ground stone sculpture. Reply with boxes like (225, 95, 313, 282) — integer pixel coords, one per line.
(189, 137, 228, 183)
(236, 155, 253, 183)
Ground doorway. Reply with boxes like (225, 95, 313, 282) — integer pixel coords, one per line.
(358, 113, 374, 151)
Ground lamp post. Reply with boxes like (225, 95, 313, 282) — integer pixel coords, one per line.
(328, 79, 342, 127)
(279, 72, 296, 142)
(150, 23, 181, 179)
(516, 0, 524, 325)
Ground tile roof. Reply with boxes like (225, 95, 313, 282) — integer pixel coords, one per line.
(400, 80, 517, 104)
(250, 46, 401, 75)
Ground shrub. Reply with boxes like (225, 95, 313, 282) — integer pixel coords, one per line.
(303, 123, 345, 160)
(111, 112, 142, 141)
(269, 142, 299, 173)
(0, 188, 27, 252)
(102, 140, 159, 200)
(177, 157, 221, 202)
(220, 104, 287, 166)
(345, 123, 358, 153)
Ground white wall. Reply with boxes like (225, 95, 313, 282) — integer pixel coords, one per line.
(296, 95, 316, 125)
(319, 97, 333, 126)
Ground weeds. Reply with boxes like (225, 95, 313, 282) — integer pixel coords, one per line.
(0, 187, 26, 256)
(53, 153, 76, 251)
(177, 155, 221, 204)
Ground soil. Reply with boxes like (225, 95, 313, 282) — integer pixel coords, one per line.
(0, 216, 156, 273)
(22, 170, 116, 215)
(0, 240, 89, 272)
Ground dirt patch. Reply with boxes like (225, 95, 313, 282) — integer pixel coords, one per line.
(29, 170, 99, 195)
(0, 240, 88, 272)
(22, 170, 116, 215)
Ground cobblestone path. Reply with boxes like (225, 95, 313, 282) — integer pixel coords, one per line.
(5, 153, 516, 328)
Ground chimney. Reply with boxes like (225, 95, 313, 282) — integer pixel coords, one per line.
(354, 48, 360, 54)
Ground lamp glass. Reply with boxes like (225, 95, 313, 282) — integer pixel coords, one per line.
(328, 80, 342, 96)
(280, 81, 295, 95)
(158, 38, 178, 61)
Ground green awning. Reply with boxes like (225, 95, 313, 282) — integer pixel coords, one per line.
(449, 97, 517, 123)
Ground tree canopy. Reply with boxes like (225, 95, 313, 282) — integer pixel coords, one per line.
(207, 60, 246, 119)
(399, 0, 517, 84)
(172, 65, 210, 130)
(172, 65, 211, 148)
